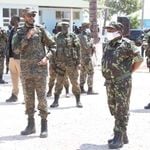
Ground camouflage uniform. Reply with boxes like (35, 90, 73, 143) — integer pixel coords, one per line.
(47, 53, 70, 97)
(142, 30, 150, 71)
(50, 20, 82, 108)
(12, 24, 55, 119)
(102, 32, 143, 147)
(0, 28, 8, 83)
(78, 24, 95, 94)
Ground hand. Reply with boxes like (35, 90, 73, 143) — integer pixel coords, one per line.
(26, 28, 36, 39)
(37, 57, 48, 66)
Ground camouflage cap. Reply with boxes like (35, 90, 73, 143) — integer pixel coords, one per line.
(105, 22, 124, 31)
(61, 18, 70, 26)
(82, 21, 90, 27)
(22, 7, 37, 17)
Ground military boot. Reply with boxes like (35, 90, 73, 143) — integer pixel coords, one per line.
(144, 103, 150, 109)
(40, 119, 48, 138)
(6, 94, 18, 102)
(108, 132, 129, 144)
(75, 94, 83, 108)
(50, 94, 59, 108)
(80, 85, 86, 93)
(87, 87, 98, 95)
(65, 86, 70, 98)
(46, 87, 52, 97)
(0, 74, 8, 84)
(108, 131, 124, 149)
(21, 117, 36, 135)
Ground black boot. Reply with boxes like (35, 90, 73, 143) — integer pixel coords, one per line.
(6, 94, 18, 102)
(65, 86, 70, 98)
(80, 85, 86, 93)
(0, 74, 8, 84)
(21, 117, 36, 135)
(144, 103, 150, 109)
(87, 87, 98, 95)
(108, 131, 124, 149)
(108, 132, 129, 144)
(50, 94, 59, 108)
(40, 119, 48, 138)
(75, 95, 83, 108)
(46, 87, 52, 97)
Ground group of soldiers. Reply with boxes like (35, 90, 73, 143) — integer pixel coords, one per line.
(0, 7, 98, 139)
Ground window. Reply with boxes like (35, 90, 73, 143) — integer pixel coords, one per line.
(3, 8, 9, 17)
(73, 12, 80, 20)
(11, 9, 17, 16)
(56, 11, 70, 20)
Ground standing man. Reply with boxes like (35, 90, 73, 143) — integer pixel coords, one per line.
(101, 22, 143, 149)
(6, 15, 21, 102)
(0, 27, 8, 84)
(50, 19, 83, 108)
(78, 22, 98, 94)
(12, 7, 56, 138)
(142, 29, 150, 109)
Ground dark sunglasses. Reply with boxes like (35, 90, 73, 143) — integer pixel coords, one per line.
(27, 14, 36, 18)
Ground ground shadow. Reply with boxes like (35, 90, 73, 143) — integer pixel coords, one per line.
(130, 109, 150, 113)
(0, 134, 39, 142)
(79, 143, 116, 150)
(49, 105, 77, 110)
(0, 102, 24, 106)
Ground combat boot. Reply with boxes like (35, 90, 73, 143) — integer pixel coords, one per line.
(50, 94, 59, 108)
(75, 94, 83, 108)
(108, 131, 124, 149)
(108, 131, 129, 144)
(40, 119, 48, 138)
(80, 85, 86, 93)
(65, 86, 70, 98)
(6, 94, 18, 102)
(144, 103, 150, 109)
(87, 87, 98, 95)
(46, 87, 52, 97)
(21, 117, 36, 135)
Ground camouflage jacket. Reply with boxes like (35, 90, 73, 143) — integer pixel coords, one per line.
(101, 37, 143, 80)
(143, 31, 150, 57)
(0, 29, 7, 56)
(78, 30, 93, 60)
(12, 24, 56, 77)
(55, 32, 80, 66)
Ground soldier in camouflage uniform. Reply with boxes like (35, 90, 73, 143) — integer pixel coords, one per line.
(101, 22, 143, 149)
(0, 27, 8, 84)
(47, 23, 70, 98)
(78, 22, 98, 94)
(142, 29, 150, 109)
(50, 20, 83, 108)
(12, 7, 56, 138)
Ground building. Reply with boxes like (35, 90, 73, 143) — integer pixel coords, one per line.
(0, 0, 90, 33)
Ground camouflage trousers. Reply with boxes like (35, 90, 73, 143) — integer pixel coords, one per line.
(105, 78, 132, 133)
(80, 59, 94, 87)
(21, 75, 48, 119)
(48, 64, 69, 90)
(55, 65, 80, 95)
(0, 56, 4, 75)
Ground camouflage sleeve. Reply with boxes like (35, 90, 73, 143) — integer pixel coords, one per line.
(128, 41, 143, 63)
(73, 34, 81, 64)
(40, 27, 56, 53)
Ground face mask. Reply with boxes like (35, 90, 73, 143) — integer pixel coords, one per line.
(106, 31, 121, 41)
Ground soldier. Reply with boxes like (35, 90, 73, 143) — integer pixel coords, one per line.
(0, 27, 8, 84)
(50, 19, 83, 108)
(101, 22, 143, 149)
(142, 29, 150, 109)
(12, 7, 56, 138)
(5, 15, 21, 102)
(47, 23, 70, 98)
(78, 22, 98, 94)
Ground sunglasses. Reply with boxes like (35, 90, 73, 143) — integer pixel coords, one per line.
(27, 14, 36, 18)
